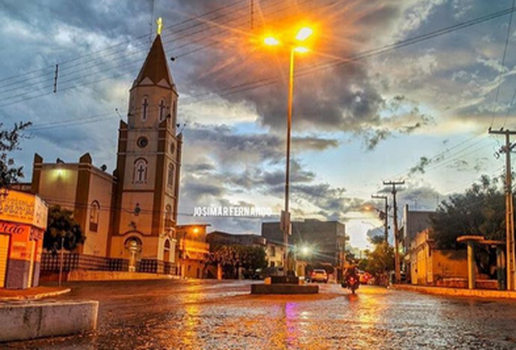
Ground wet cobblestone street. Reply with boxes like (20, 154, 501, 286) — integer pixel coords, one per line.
(4, 280, 516, 350)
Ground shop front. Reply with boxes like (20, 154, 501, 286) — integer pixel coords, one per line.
(0, 190, 48, 289)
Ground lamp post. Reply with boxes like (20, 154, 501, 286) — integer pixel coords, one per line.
(264, 27, 313, 274)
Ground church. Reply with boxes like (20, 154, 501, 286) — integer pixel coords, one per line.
(16, 31, 189, 275)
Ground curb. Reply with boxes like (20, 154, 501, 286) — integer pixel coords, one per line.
(0, 288, 72, 302)
(393, 284, 516, 300)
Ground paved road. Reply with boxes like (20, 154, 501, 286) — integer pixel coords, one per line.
(5, 280, 516, 350)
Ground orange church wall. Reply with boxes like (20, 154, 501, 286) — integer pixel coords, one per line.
(36, 165, 78, 211)
(82, 169, 114, 257)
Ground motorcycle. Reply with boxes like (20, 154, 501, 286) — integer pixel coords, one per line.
(341, 275, 360, 294)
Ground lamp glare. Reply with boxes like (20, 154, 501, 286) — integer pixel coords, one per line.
(295, 27, 313, 41)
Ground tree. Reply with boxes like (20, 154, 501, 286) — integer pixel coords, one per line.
(430, 175, 509, 277)
(0, 121, 32, 189)
(365, 242, 394, 277)
(430, 175, 505, 249)
(207, 245, 268, 279)
(43, 205, 86, 255)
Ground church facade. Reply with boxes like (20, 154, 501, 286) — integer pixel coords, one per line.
(22, 33, 184, 274)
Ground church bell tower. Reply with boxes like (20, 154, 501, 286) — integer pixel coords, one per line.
(110, 29, 181, 271)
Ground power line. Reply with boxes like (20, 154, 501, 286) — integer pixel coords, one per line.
(0, 0, 297, 106)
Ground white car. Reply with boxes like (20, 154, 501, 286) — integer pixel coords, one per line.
(309, 269, 328, 283)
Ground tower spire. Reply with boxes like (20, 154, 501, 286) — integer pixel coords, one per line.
(132, 30, 175, 91)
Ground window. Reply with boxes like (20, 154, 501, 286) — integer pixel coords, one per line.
(141, 97, 149, 121)
(270, 246, 276, 257)
(137, 137, 149, 148)
(172, 100, 177, 119)
(89, 201, 100, 232)
(167, 163, 175, 188)
(133, 158, 148, 183)
(170, 142, 176, 155)
(159, 99, 166, 121)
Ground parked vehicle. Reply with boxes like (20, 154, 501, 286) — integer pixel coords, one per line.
(308, 269, 328, 283)
(258, 267, 284, 279)
(358, 270, 372, 284)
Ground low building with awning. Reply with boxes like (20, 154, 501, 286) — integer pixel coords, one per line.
(0, 190, 48, 289)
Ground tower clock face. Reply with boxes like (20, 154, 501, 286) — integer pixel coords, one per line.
(137, 137, 149, 148)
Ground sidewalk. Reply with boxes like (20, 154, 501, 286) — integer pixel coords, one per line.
(393, 284, 516, 300)
(0, 286, 71, 302)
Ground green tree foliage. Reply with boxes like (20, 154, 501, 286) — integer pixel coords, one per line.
(207, 245, 268, 278)
(0, 121, 31, 189)
(365, 242, 394, 276)
(43, 206, 86, 255)
(430, 175, 505, 250)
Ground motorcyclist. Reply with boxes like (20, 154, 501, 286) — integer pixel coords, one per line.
(344, 265, 358, 281)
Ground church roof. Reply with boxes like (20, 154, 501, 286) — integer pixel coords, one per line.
(132, 34, 175, 90)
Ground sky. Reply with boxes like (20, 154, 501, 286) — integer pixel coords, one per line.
(1, 0, 516, 250)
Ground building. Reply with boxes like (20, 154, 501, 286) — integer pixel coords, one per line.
(14, 32, 183, 276)
(410, 229, 468, 285)
(206, 231, 266, 249)
(30, 153, 114, 258)
(400, 204, 434, 280)
(0, 190, 48, 289)
(265, 241, 285, 268)
(175, 224, 210, 278)
(261, 219, 346, 267)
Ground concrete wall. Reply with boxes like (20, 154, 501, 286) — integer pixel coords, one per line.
(432, 250, 468, 280)
(0, 301, 98, 342)
(411, 230, 468, 285)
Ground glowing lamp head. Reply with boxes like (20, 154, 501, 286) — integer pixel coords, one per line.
(193, 227, 200, 234)
(301, 246, 310, 255)
(264, 37, 280, 46)
(294, 46, 309, 53)
(295, 27, 313, 41)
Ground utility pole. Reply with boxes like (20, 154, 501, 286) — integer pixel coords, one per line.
(383, 180, 404, 284)
(488, 127, 516, 290)
(372, 194, 389, 243)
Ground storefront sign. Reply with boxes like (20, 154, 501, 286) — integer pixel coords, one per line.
(0, 222, 31, 236)
(0, 190, 48, 229)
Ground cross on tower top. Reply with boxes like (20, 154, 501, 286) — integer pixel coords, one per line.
(156, 17, 163, 35)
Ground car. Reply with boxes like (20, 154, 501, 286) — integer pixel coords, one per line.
(358, 270, 372, 284)
(258, 266, 284, 279)
(309, 269, 328, 283)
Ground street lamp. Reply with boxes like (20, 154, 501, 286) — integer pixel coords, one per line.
(264, 26, 314, 274)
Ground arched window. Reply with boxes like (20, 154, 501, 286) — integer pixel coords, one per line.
(159, 99, 166, 121)
(141, 96, 149, 121)
(172, 100, 177, 119)
(133, 158, 148, 183)
(165, 204, 172, 229)
(167, 163, 175, 188)
(89, 200, 100, 232)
